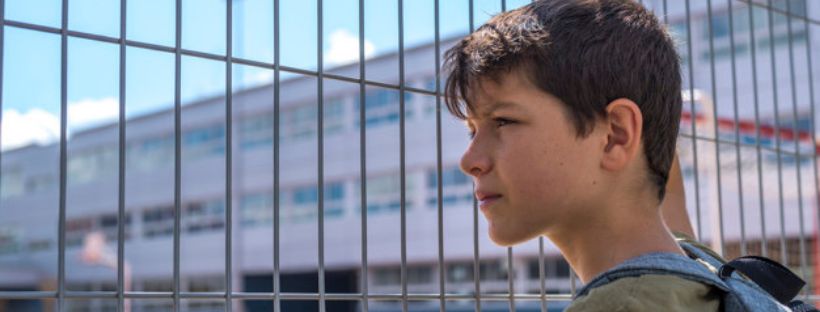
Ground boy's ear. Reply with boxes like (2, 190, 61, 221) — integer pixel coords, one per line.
(601, 98, 643, 172)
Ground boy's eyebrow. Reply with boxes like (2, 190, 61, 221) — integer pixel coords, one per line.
(467, 101, 522, 120)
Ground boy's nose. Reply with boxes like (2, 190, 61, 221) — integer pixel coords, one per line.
(460, 141, 492, 177)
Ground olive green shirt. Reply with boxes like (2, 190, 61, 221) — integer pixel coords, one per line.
(565, 273, 721, 312)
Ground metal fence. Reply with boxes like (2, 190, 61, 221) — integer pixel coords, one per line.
(0, 0, 818, 312)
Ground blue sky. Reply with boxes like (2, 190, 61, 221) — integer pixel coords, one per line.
(1, 0, 533, 150)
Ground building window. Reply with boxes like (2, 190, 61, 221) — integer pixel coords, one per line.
(281, 99, 346, 143)
(0, 224, 21, 256)
(527, 257, 571, 280)
(98, 213, 133, 242)
(0, 167, 24, 199)
(182, 125, 225, 161)
(290, 182, 345, 222)
(127, 135, 173, 172)
(362, 173, 414, 214)
(65, 214, 133, 248)
(446, 262, 474, 283)
(479, 260, 510, 281)
(67, 146, 118, 186)
(427, 166, 473, 209)
(240, 113, 275, 150)
(25, 174, 55, 194)
(66, 217, 94, 248)
(185, 200, 225, 234)
(374, 265, 433, 285)
(354, 89, 414, 128)
(142, 206, 175, 238)
(241, 192, 274, 227)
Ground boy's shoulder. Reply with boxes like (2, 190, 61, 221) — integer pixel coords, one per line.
(566, 274, 721, 312)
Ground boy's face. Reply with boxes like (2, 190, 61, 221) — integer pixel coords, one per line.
(461, 70, 606, 246)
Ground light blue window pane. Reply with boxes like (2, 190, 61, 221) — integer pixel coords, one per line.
(127, 0, 176, 47)
(182, 0, 227, 55)
(69, 0, 120, 38)
(6, 0, 61, 28)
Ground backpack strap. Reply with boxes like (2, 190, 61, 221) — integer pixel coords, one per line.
(576, 252, 731, 298)
(719, 256, 805, 305)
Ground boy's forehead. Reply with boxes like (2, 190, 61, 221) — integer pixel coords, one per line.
(464, 73, 535, 118)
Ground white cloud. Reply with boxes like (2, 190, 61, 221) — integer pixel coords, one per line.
(67, 97, 119, 130)
(2, 108, 61, 151)
(325, 29, 375, 66)
(2, 97, 120, 151)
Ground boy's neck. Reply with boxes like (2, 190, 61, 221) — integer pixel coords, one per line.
(548, 201, 685, 284)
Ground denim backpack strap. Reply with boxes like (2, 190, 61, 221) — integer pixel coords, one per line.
(719, 256, 805, 305)
(576, 252, 731, 298)
(576, 251, 792, 312)
(680, 242, 794, 312)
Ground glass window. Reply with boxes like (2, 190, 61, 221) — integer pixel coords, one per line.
(98, 213, 132, 242)
(407, 266, 433, 284)
(240, 113, 275, 150)
(354, 89, 415, 128)
(0, 167, 24, 199)
(528, 257, 571, 280)
(185, 200, 225, 233)
(241, 192, 274, 227)
(127, 134, 173, 172)
(446, 262, 474, 283)
(0, 224, 22, 255)
(704, 12, 730, 39)
(67, 146, 118, 186)
(188, 275, 224, 292)
(142, 206, 175, 238)
(290, 182, 345, 222)
(182, 125, 225, 161)
(374, 267, 401, 285)
(478, 260, 509, 281)
(25, 174, 55, 193)
(364, 173, 414, 214)
(427, 167, 472, 209)
(66, 217, 94, 248)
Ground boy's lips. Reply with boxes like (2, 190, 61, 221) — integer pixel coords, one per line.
(475, 190, 502, 210)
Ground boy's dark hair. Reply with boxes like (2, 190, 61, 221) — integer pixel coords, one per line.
(444, 0, 682, 201)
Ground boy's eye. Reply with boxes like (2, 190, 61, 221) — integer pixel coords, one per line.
(493, 117, 514, 127)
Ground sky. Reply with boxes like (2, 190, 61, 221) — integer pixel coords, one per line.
(0, 0, 536, 151)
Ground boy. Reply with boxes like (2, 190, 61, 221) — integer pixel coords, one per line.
(444, 0, 720, 310)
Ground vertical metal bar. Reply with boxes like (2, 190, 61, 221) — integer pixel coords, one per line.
(747, 0, 768, 258)
(538, 237, 546, 312)
(433, 0, 445, 311)
(705, 0, 726, 257)
(468, 2, 481, 311)
(569, 267, 576, 296)
(726, 0, 747, 257)
(803, 0, 819, 299)
(662, 0, 668, 25)
(684, 0, 703, 241)
(766, 0, 788, 266)
(317, 0, 326, 311)
(225, 0, 234, 311)
(0, 0, 4, 225)
(358, 0, 369, 310)
(118, 0, 127, 311)
(508, 248, 515, 312)
(58, 0, 68, 311)
(398, 0, 408, 311)
(784, 0, 808, 293)
(273, 0, 282, 310)
(501, 1, 515, 309)
(174, 0, 182, 310)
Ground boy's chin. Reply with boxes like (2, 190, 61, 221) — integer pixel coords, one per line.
(488, 224, 535, 247)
